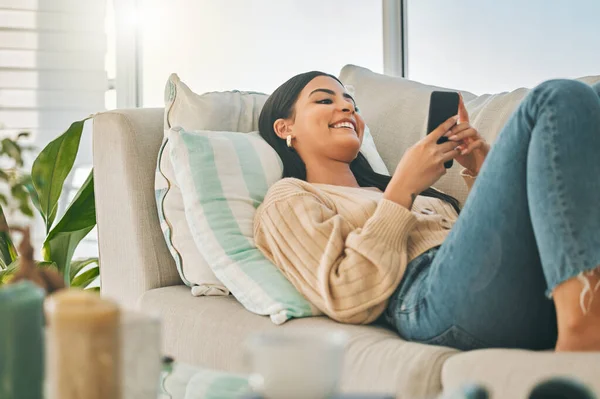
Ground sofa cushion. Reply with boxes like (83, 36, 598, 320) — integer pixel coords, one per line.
(441, 349, 600, 397)
(138, 285, 457, 398)
(340, 65, 600, 205)
(168, 128, 319, 324)
(156, 73, 390, 296)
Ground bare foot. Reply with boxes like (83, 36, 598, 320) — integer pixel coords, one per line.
(553, 266, 600, 352)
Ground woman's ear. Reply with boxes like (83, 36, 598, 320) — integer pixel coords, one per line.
(273, 118, 292, 140)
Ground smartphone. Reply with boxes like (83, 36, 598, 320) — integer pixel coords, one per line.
(427, 91, 459, 169)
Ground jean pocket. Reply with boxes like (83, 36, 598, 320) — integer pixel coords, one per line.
(396, 283, 426, 314)
(421, 325, 489, 351)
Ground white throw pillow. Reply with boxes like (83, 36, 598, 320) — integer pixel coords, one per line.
(168, 127, 321, 324)
(155, 73, 389, 296)
(156, 75, 268, 296)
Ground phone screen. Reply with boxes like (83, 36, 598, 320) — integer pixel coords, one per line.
(427, 91, 459, 168)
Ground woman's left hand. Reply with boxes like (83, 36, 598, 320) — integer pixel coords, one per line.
(445, 94, 490, 174)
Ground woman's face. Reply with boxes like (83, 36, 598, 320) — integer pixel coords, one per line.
(278, 75, 366, 165)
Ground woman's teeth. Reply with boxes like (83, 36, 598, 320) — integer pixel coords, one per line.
(331, 122, 355, 130)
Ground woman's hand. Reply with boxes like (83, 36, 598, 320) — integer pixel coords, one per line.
(445, 94, 490, 174)
(384, 115, 461, 209)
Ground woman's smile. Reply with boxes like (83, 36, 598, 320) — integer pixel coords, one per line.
(329, 118, 357, 135)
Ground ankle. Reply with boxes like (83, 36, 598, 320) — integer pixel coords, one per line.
(553, 266, 600, 338)
(576, 266, 600, 315)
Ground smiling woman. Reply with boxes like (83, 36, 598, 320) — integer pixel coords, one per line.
(254, 70, 600, 353)
(273, 77, 367, 179)
(257, 71, 461, 212)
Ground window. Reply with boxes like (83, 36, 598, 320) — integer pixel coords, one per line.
(406, 0, 600, 94)
(0, 0, 108, 258)
(138, 0, 384, 106)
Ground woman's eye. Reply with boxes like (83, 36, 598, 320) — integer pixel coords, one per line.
(316, 98, 359, 112)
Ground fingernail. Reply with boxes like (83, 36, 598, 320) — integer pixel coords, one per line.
(461, 149, 468, 155)
(448, 135, 458, 141)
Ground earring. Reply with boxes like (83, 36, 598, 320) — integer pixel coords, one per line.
(286, 135, 294, 148)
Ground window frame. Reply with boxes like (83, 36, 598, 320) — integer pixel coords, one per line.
(382, 0, 408, 77)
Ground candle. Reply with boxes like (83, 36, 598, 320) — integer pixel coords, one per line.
(45, 289, 121, 399)
(121, 311, 161, 399)
(0, 281, 45, 399)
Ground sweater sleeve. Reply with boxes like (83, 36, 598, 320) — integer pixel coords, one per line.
(253, 187, 417, 324)
(460, 167, 478, 197)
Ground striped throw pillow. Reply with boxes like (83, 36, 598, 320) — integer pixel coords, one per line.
(168, 127, 320, 324)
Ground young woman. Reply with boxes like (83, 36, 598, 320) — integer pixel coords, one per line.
(254, 71, 600, 352)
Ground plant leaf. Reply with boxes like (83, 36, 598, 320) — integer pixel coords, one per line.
(0, 261, 58, 287)
(0, 204, 17, 268)
(37, 261, 58, 270)
(42, 171, 95, 282)
(31, 117, 91, 234)
(0, 260, 19, 284)
(18, 202, 34, 218)
(1, 138, 23, 167)
(22, 176, 42, 217)
(70, 265, 99, 289)
(69, 257, 99, 281)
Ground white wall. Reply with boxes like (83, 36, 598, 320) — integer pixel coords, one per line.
(139, 0, 384, 106)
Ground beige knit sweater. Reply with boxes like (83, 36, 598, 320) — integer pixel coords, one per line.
(254, 169, 477, 324)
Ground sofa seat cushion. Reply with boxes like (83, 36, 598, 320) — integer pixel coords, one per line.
(442, 349, 600, 397)
(138, 286, 458, 398)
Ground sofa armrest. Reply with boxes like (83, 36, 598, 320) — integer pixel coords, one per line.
(93, 109, 182, 309)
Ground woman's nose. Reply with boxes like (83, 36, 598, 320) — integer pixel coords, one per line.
(341, 102, 355, 113)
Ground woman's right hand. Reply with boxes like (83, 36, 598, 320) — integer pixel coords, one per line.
(383, 115, 460, 209)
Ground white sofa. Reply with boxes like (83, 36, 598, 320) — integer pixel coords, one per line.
(93, 66, 600, 398)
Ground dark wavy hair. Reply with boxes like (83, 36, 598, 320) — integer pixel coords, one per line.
(258, 71, 461, 214)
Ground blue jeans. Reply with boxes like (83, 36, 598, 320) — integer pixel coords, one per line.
(384, 79, 600, 351)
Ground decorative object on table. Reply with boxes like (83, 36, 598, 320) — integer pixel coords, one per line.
(437, 383, 489, 399)
(244, 328, 349, 399)
(121, 311, 162, 399)
(0, 281, 45, 399)
(527, 377, 597, 399)
(44, 289, 121, 399)
(0, 117, 98, 290)
(159, 356, 175, 399)
(241, 394, 396, 399)
(158, 360, 396, 399)
(160, 361, 205, 399)
(5, 225, 64, 294)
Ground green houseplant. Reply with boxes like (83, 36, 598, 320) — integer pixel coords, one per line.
(0, 118, 98, 289)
